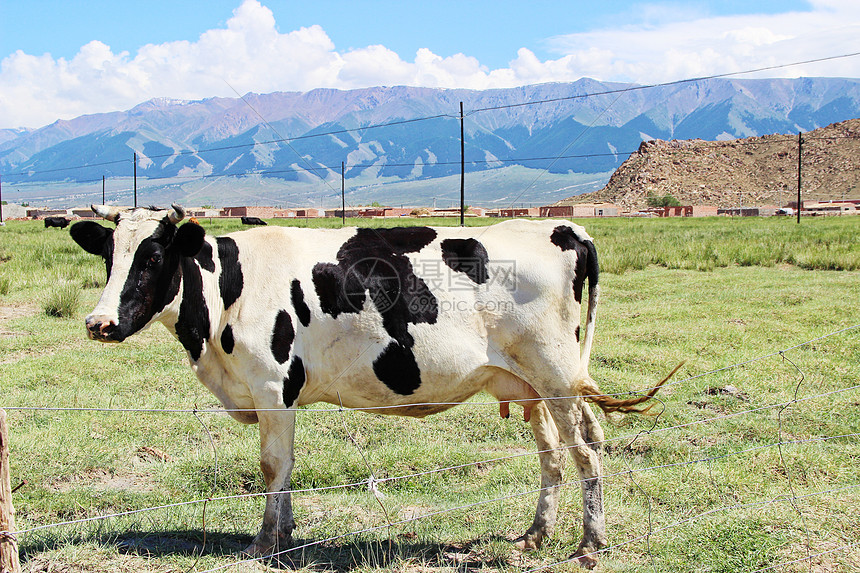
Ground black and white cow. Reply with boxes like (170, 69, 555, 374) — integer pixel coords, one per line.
(241, 216, 267, 225)
(44, 216, 70, 228)
(70, 204, 670, 568)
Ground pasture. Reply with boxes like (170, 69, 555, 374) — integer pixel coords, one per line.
(0, 215, 858, 572)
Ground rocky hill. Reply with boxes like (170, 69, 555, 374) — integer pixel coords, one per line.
(559, 118, 860, 210)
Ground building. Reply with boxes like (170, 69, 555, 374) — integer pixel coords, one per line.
(28, 209, 69, 219)
(499, 207, 540, 218)
(539, 203, 619, 218)
(659, 205, 719, 217)
(803, 201, 858, 215)
(222, 206, 276, 218)
(717, 207, 777, 217)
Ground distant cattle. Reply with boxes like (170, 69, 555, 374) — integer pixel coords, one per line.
(44, 216, 70, 228)
(241, 216, 267, 225)
(70, 204, 676, 568)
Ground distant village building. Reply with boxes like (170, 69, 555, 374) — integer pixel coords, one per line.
(187, 208, 221, 218)
(802, 201, 858, 215)
(538, 203, 619, 218)
(500, 207, 540, 218)
(70, 208, 98, 219)
(430, 207, 485, 217)
(658, 205, 719, 217)
(222, 206, 275, 218)
(28, 209, 69, 219)
(717, 207, 777, 217)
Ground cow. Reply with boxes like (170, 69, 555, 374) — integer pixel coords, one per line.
(69, 204, 673, 568)
(241, 216, 267, 225)
(44, 216, 70, 228)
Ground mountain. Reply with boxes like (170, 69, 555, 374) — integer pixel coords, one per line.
(1, 78, 859, 208)
(559, 118, 860, 210)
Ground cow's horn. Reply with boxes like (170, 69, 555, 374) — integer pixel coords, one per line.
(168, 204, 185, 224)
(91, 204, 121, 222)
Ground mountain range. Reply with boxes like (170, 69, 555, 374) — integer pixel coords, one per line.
(1, 77, 859, 208)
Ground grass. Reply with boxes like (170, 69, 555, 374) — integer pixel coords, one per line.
(0, 216, 858, 572)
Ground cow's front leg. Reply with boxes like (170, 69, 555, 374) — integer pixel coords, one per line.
(246, 407, 297, 558)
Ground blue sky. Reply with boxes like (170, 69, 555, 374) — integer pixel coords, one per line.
(1, 0, 858, 129)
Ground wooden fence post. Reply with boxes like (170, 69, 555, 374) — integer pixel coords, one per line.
(0, 410, 21, 573)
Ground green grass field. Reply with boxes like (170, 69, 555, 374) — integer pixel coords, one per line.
(0, 215, 858, 572)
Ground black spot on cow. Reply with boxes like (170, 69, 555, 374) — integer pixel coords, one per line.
(175, 257, 210, 362)
(290, 279, 311, 327)
(550, 225, 599, 304)
(115, 226, 185, 341)
(195, 240, 215, 272)
(217, 237, 243, 309)
(271, 310, 295, 364)
(440, 238, 489, 285)
(311, 227, 438, 395)
(283, 356, 305, 407)
(372, 341, 422, 395)
(575, 326, 581, 342)
(221, 324, 235, 354)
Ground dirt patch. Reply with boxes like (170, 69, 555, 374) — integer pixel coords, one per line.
(49, 467, 156, 494)
(0, 302, 38, 337)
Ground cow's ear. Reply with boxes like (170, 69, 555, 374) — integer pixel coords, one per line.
(70, 221, 113, 256)
(175, 221, 206, 257)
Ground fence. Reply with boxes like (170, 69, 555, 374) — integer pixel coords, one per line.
(1, 323, 858, 571)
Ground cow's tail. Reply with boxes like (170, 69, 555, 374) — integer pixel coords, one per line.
(579, 238, 600, 377)
(581, 362, 684, 415)
(576, 234, 682, 415)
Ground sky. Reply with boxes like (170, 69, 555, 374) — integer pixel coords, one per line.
(1, 0, 859, 130)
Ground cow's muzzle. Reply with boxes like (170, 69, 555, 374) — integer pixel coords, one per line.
(85, 315, 121, 342)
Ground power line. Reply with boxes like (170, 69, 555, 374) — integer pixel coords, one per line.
(466, 51, 860, 115)
(3, 52, 859, 183)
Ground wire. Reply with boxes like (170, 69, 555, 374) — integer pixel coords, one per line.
(466, 52, 860, 115)
(4, 51, 859, 182)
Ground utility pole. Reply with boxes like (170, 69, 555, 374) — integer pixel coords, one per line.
(102, 175, 105, 205)
(0, 174, 4, 224)
(796, 132, 802, 224)
(133, 153, 138, 208)
(341, 162, 345, 226)
(459, 101, 465, 227)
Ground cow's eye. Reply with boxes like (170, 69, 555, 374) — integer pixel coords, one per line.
(148, 253, 163, 266)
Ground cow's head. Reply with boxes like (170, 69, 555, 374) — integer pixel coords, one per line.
(70, 204, 205, 342)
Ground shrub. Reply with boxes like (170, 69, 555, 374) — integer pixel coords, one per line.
(43, 281, 81, 318)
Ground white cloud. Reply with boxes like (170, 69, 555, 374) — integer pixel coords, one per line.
(1, 0, 859, 129)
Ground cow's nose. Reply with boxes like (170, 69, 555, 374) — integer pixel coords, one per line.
(85, 315, 118, 340)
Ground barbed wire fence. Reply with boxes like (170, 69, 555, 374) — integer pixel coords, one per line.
(2, 323, 858, 571)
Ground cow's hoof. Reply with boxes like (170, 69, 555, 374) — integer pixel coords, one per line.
(513, 532, 543, 551)
(242, 536, 291, 560)
(571, 545, 600, 569)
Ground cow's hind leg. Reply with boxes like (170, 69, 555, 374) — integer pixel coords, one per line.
(515, 400, 566, 550)
(247, 407, 297, 559)
(542, 396, 607, 569)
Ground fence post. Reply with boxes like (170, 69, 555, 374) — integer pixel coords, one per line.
(0, 409, 21, 573)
